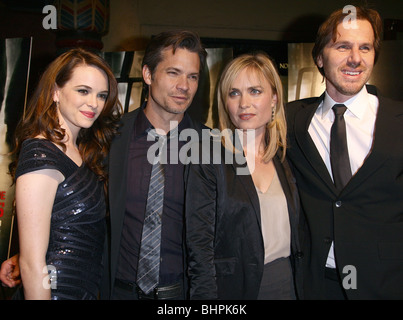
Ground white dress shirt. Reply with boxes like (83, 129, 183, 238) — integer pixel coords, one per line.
(308, 85, 379, 268)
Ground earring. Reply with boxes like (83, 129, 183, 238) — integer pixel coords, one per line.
(271, 105, 276, 122)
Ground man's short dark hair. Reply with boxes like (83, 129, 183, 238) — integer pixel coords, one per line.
(142, 30, 207, 76)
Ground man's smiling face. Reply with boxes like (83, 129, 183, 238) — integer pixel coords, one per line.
(317, 19, 375, 102)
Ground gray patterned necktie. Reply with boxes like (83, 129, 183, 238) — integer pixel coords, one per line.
(330, 104, 352, 191)
(136, 129, 166, 294)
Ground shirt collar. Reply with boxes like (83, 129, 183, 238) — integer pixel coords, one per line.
(134, 102, 153, 139)
(320, 86, 374, 120)
(134, 101, 192, 139)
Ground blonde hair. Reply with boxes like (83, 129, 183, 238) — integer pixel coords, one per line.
(217, 52, 287, 162)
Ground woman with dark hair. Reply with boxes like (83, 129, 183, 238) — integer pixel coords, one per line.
(9, 48, 122, 299)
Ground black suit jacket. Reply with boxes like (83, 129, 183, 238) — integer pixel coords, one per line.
(286, 85, 403, 299)
(102, 107, 206, 299)
(185, 137, 306, 299)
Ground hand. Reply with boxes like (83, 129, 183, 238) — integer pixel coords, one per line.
(0, 254, 21, 287)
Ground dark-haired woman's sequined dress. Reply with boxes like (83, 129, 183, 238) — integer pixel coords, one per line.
(16, 138, 106, 300)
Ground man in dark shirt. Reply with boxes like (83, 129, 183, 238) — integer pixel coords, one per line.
(105, 30, 207, 300)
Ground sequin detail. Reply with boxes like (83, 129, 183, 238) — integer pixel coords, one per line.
(16, 139, 106, 300)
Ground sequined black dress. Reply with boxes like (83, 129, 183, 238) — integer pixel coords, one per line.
(15, 138, 106, 300)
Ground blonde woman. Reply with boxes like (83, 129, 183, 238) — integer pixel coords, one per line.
(185, 52, 306, 299)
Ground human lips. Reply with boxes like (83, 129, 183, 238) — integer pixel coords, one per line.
(171, 95, 188, 103)
(81, 111, 96, 119)
(239, 113, 255, 120)
(341, 69, 363, 77)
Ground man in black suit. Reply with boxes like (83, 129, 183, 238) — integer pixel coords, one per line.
(286, 6, 403, 299)
(104, 30, 207, 300)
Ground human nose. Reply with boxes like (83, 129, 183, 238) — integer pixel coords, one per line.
(176, 75, 189, 92)
(347, 46, 362, 68)
(88, 94, 99, 108)
(240, 94, 251, 109)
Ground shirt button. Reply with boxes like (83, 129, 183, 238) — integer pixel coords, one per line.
(335, 201, 342, 208)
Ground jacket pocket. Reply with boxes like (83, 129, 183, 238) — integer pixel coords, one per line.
(214, 257, 237, 275)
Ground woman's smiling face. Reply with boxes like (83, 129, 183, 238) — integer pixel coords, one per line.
(53, 64, 109, 135)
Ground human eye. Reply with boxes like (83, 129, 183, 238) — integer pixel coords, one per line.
(360, 45, 372, 53)
(337, 44, 350, 51)
(189, 74, 199, 81)
(77, 88, 89, 94)
(167, 69, 179, 76)
(250, 88, 261, 95)
(333, 41, 351, 51)
(228, 89, 240, 98)
(98, 92, 108, 101)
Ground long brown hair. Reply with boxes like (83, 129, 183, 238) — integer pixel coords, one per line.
(9, 48, 122, 182)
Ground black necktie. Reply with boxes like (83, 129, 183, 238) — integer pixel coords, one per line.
(136, 130, 166, 294)
(330, 104, 352, 191)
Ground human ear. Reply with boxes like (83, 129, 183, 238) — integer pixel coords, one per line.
(317, 54, 324, 68)
(142, 65, 152, 85)
(53, 85, 60, 104)
(272, 93, 278, 107)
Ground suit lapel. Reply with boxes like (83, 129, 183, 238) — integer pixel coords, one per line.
(230, 150, 301, 235)
(344, 94, 402, 191)
(227, 143, 262, 228)
(273, 155, 301, 254)
(109, 110, 138, 200)
(108, 109, 140, 284)
(109, 109, 139, 252)
(293, 95, 336, 190)
(293, 86, 402, 194)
